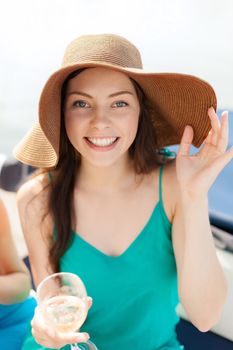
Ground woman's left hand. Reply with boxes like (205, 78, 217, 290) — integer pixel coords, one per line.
(176, 107, 233, 196)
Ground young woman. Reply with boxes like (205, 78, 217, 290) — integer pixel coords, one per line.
(14, 34, 232, 350)
(0, 197, 36, 349)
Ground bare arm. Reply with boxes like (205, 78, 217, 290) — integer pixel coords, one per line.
(16, 174, 54, 288)
(17, 175, 91, 347)
(171, 108, 232, 332)
(172, 191, 227, 332)
(0, 197, 31, 304)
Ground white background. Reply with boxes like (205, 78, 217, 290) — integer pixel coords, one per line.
(0, 0, 233, 154)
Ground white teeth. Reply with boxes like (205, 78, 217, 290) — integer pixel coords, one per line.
(87, 137, 117, 147)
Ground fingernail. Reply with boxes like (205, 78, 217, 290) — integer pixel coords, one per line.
(85, 333, 90, 340)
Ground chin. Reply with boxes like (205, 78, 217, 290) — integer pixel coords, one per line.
(87, 159, 120, 168)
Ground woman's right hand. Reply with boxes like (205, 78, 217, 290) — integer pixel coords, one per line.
(31, 297, 92, 348)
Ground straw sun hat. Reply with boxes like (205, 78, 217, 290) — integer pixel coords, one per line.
(14, 34, 217, 168)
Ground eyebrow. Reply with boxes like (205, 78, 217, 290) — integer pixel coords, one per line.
(66, 90, 134, 98)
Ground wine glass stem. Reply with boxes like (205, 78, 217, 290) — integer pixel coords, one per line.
(71, 340, 97, 349)
(71, 344, 81, 350)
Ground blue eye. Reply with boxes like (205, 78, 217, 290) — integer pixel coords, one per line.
(73, 100, 88, 108)
(114, 101, 128, 108)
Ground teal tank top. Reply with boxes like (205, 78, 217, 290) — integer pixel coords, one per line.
(22, 165, 183, 350)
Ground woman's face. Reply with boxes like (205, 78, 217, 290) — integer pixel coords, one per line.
(64, 67, 140, 168)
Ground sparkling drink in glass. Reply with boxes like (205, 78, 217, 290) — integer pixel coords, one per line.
(37, 272, 98, 350)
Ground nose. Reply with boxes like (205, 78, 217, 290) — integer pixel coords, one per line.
(90, 107, 110, 130)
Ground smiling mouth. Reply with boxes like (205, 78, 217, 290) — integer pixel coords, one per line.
(84, 137, 119, 147)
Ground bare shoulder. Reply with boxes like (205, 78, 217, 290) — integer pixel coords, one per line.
(161, 159, 179, 223)
(17, 172, 48, 201)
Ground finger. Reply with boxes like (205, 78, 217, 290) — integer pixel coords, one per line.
(203, 130, 212, 145)
(210, 145, 233, 173)
(178, 125, 193, 156)
(32, 307, 90, 345)
(31, 326, 59, 347)
(57, 331, 90, 345)
(217, 111, 229, 153)
(208, 107, 220, 145)
(32, 328, 90, 348)
(87, 296, 93, 309)
(31, 307, 46, 330)
(32, 317, 90, 347)
(31, 327, 59, 346)
(199, 129, 213, 158)
(31, 308, 57, 344)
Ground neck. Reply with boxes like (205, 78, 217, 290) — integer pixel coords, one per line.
(76, 156, 138, 194)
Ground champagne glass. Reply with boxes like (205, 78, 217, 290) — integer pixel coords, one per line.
(37, 272, 98, 350)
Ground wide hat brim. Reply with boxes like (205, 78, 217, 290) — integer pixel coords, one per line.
(14, 61, 217, 168)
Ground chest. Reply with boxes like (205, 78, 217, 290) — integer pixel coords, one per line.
(73, 181, 159, 257)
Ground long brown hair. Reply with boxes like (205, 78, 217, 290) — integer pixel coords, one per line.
(48, 69, 161, 272)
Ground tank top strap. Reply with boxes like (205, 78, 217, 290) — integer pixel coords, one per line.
(159, 165, 164, 203)
(157, 147, 176, 205)
(158, 147, 176, 164)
